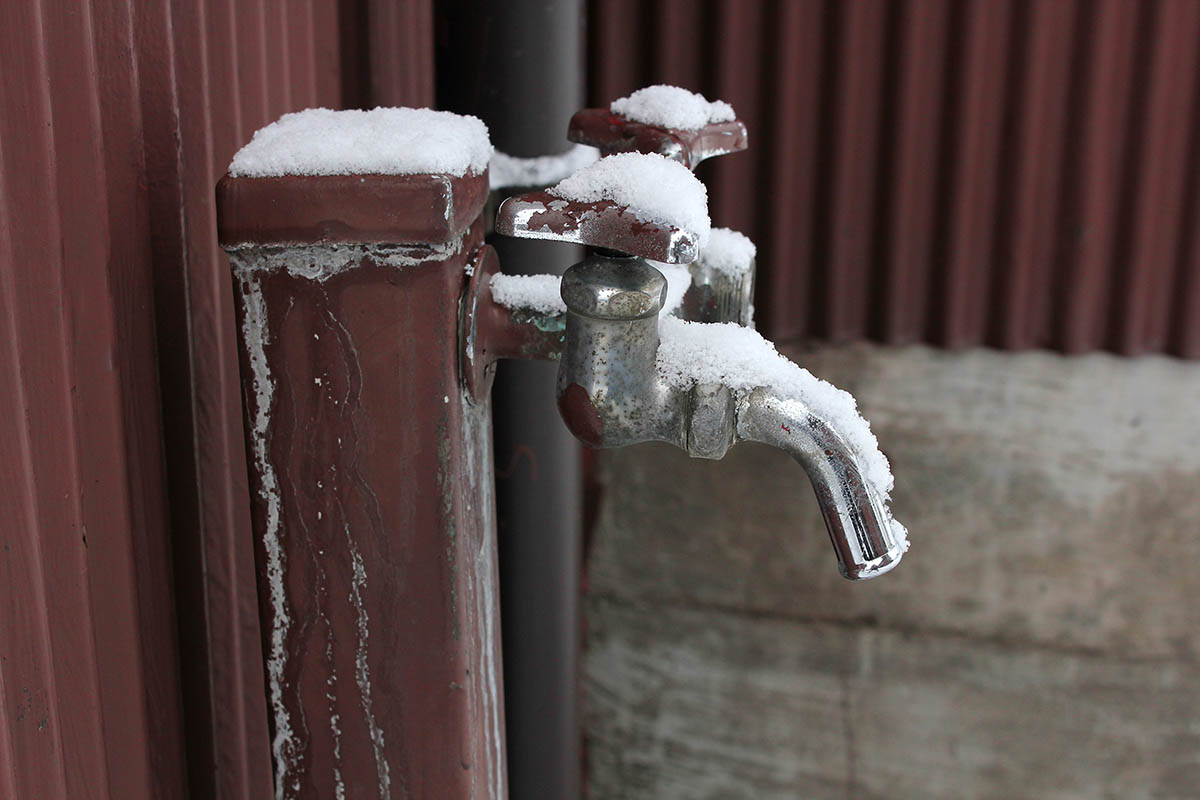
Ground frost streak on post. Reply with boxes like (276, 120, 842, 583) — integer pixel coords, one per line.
(463, 396, 504, 799)
(326, 639, 344, 800)
(346, 527, 391, 798)
(238, 278, 296, 798)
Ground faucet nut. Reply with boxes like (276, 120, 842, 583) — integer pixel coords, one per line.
(686, 383, 736, 460)
(560, 255, 666, 320)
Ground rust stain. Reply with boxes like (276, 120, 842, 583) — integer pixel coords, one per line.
(558, 382, 605, 448)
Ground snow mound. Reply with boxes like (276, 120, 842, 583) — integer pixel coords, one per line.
(490, 273, 565, 315)
(490, 144, 600, 190)
(610, 85, 737, 131)
(549, 152, 711, 246)
(701, 228, 756, 276)
(655, 265, 692, 316)
(228, 107, 492, 178)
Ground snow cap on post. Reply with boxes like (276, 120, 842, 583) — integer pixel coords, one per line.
(218, 107, 492, 247)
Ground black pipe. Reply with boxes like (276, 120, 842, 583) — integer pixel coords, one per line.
(436, 4, 585, 798)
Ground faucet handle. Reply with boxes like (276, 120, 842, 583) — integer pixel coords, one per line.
(494, 189, 702, 264)
(567, 109, 748, 171)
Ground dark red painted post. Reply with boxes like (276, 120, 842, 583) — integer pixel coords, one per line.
(217, 170, 505, 798)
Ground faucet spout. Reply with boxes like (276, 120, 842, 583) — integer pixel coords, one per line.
(735, 388, 905, 580)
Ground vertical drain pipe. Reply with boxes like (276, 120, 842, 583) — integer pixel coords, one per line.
(436, 5, 585, 798)
(217, 171, 504, 798)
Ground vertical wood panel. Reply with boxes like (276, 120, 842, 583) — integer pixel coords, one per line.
(1113, 0, 1200, 353)
(761, 0, 825, 341)
(168, 0, 277, 796)
(3, 1, 122, 796)
(86, 0, 190, 793)
(588, 0, 644, 106)
(1173, 112, 1200, 358)
(823, 0, 887, 340)
(1056, 0, 1143, 353)
(992, 0, 1077, 350)
(937, 0, 1012, 346)
(708, 0, 765, 239)
(880, 0, 949, 344)
(369, 0, 435, 106)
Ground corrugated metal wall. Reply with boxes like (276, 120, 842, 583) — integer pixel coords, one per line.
(4, 0, 1198, 796)
(589, 0, 1200, 357)
(0, 1, 432, 797)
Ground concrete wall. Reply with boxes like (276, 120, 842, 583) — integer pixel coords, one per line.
(584, 343, 1200, 799)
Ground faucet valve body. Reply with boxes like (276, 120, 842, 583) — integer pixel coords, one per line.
(557, 254, 683, 450)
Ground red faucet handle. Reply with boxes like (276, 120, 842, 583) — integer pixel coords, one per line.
(494, 190, 702, 264)
(567, 109, 748, 171)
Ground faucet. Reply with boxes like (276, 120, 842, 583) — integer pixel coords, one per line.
(460, 90, 907, 580)
(471, 176, 906, 580)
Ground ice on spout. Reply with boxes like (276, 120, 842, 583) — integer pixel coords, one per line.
(656, 315, 909, 553)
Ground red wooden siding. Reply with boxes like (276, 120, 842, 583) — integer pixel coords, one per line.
(0, 1, 432, 797)
(589, 0, 1200, 357)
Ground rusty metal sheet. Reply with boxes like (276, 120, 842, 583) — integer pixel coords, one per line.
(587, 0, 1200, 358)
(1, 0, 438, 797)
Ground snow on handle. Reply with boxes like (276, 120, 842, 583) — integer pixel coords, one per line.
(610, 85, 737, 131)
(227, 107, 492, 178)
(490, 274, 565, 315)
(549, 152, 712, 247)
(701, 228, 757, 277)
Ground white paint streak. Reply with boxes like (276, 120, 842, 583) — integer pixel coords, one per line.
(325, 639, 346, 800)
(227, 234, 469, 282)
(238, 278, 297, 799)
(346, 527, 392, 798)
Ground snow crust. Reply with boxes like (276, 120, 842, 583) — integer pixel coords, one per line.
(610, 85, 737, 131)
(656, 316, 895, 499)
(701, 227, 756, 276)
(549, 152, 711, 245)
(228, 107, 492, 178)
(490, 144, 600, 190)
(491, 262, 691, 318)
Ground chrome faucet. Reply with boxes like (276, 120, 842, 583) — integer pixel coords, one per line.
(462, 97, 907, 580)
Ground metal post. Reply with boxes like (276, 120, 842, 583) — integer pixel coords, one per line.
(217, 172, 505, 798)
(437, 4, 585, 799)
